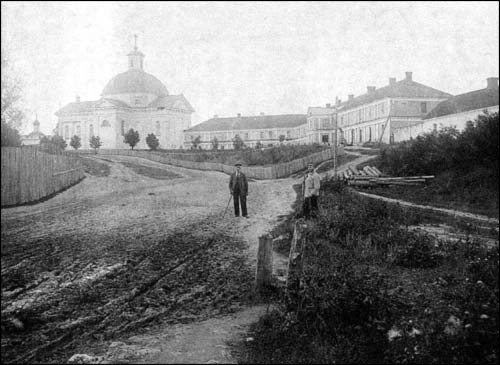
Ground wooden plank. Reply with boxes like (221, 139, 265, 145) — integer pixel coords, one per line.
(286, 221, 307, 309)
(255, 234, 273, 293)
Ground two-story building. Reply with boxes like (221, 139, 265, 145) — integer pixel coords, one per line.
(337, 72, 452, 145)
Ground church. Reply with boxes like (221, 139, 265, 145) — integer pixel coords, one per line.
(55, 38, 194, 150)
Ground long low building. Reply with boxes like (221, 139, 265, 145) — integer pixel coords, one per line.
(183, 112, 338, 149)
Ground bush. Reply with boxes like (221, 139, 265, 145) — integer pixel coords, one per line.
(124, 128, 140, 150)
(69, 135, 81, 150)
(1, 120, 22, 146)
(146, 133, 159, 150)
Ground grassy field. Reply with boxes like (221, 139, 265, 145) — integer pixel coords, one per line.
(232, 180, 499, 364)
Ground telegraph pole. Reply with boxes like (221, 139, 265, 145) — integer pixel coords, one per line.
(331, 111, 338, 179)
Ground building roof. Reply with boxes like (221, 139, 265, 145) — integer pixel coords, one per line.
(339, 78, 452, 112)
(423, 87, 499, 119)
(307, 107, 336, 115)
(23, 131, 45, 139)
(101, 69, 169, 96)
(186, 114, 307, 132)
(148, 94, 195, 112)
(55, 98, 131, 116)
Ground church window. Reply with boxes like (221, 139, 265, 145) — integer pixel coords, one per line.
(76, 125, 81, 136)
(101, 120, 110, 127)
(156, 121, 161, 136)
(64, 125, 69, 139)
(89, 124, 94, 137)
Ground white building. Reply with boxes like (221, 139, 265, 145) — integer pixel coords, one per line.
(55, 40, 194, 150)
(392, 77, 499, 141)
(21, 118, 45, 146)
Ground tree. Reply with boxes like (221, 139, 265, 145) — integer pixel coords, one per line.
(89, 135, 102, 154)
(1, 119, 22, 146)
(124, 128, 140, 150)
(232, 134, 245, 150)
(70, 135, 81, 150)
(211, 137, 219, 150)
(279, 134, 286, 144)
(146, 133, 159, 150)
(191, 135, 201, 149)
(1, 49, 25, 130)
(39, 135, 67, 153)
(255, 141, 263, 149)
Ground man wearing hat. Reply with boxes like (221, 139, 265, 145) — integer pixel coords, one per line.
(229, 162, 249, 218)
(302, 162, 321, 219)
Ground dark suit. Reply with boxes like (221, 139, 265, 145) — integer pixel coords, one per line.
(229, 171, 248, 216)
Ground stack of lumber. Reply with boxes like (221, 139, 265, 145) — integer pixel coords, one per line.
(344, 165, 434, 187)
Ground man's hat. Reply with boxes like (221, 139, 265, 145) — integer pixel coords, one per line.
(308, 162, 314, 167)
(235, 162, 242, 167)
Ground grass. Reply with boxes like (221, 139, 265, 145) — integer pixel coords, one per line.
(232, 180, 499, 364)
(119, 161, 182, 180)
(79, 157, 110, 177)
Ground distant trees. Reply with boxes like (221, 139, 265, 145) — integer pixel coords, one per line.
(232, 134, 245, 150)
(279, 134, 286, 144)
(70, 135, 81, 150)
(89, 135, 102, 154)
(255, 141, 263, 149)
(1, 120, 22, 146)
(1, 48, 25, 131)
(211, 137, 219, 150)
(191, 135, 201, 149)
(40, 135, 67, 152)
(146, 133, 159, 150)
(124, 128, 140, 150)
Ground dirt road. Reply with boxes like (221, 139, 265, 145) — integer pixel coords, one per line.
(1, 154, 297, 364)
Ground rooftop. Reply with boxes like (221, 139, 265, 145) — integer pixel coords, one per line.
(186, 114, 308, 132)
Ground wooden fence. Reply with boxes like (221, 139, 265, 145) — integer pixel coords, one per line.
(76, 146, 344, 179)
(1, 147, 85, 207)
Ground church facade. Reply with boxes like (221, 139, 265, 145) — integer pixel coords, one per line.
(55, 42, 194, 150)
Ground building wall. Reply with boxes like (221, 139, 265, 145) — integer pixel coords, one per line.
(58, 107, 190, 150)
(339, 97, 447, 145)
(392, 105, 499, 142)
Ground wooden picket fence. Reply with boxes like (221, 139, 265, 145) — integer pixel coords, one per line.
(76, 146, 344, 179)
(1, 147, 85, 207)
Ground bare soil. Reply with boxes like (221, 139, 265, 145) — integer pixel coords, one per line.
(1, 154, 296, 364)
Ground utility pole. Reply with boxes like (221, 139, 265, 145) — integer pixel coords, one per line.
(330, 111, 338, 179)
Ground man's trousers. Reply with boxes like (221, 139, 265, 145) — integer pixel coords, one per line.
(233, 193, 247, 217)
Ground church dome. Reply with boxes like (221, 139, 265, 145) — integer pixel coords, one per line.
(101, 69, 169, 97)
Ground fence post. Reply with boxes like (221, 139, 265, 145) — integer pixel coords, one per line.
(286, 221, 307, 309)
(255, 233, 273, 293)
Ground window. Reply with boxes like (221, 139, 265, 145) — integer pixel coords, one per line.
(76, 125, 81, 136)
(89, 124, 94, 137)
(359, 128, 362, 143)
(358, 109, 362, 122)
(244, 132, 249, 140)
(101, 120, 110, 127)
(320, 118, 330, 129)
(381, 103, 385, 114)
(260, 131, 265, 139)
(368, 127, 372, 141)
(121, 120, 125, 135)
(156, 121, 161, 136)
(421, 102, 427, 113)
(286, 130, 291, 138)
(321, 134, 329, 143)
(268, 131, 273, 139)
(64, 125, 69, 139)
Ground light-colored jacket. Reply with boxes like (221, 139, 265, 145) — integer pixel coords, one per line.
(303, 171, 320, 198)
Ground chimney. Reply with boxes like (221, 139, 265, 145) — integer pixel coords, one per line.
(75, 95, 80, 103)
(405, 72, 412, 81)
(326, 103, 331, 108)
(367, 86, 376, 93)
(213, 114, 218, 118)
(486, 77, 499, 89)
(348, 94, 354, 101)
(389, 77, 396, 85)
(237, 113, 241, 117)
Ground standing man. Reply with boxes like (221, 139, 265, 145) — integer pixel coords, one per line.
(229, 162, 248, 218)
(302, 162, 321, 219)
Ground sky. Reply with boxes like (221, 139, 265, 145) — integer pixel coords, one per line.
(1, 1, 499, 135)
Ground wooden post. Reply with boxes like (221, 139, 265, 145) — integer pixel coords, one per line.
(255, 234, 273, 292)
(285, 221, 307, 309)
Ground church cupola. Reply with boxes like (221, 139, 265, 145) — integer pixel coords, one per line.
(127, 34, 145, 71)
(33, 118, 40, 133)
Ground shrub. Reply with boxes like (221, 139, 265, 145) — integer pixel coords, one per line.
(1, 119, 22, 146)
(89, 135, 102, 154)
(69, 135, 81, 150)
(146, 133, 159, 150)
(124, 128, 140, 150)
